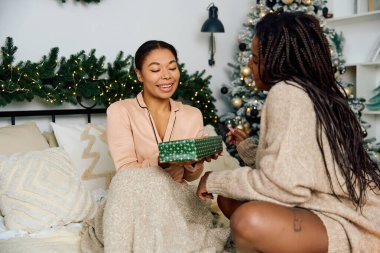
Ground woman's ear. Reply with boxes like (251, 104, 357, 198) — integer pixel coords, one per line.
(135, 68, 143, 83)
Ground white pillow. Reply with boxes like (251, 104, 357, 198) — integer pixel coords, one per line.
(0, 122, 50, 156)
(50, 123, 115, 192)
(0, 148, 97, 233)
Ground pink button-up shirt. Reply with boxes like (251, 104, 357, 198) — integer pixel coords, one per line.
(106, 92, 204, 171)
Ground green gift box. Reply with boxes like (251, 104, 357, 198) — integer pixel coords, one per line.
(158, 136, 223, 163)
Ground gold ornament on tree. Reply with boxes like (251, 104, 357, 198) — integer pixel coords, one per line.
(243, 121, 251, 134)
(301, 0, 312, 5)
(281, 0, 294, 5)
(232, 96, 243, 109)
(246, 106, 252, 115)
(344, 86, 353, 97)
(240, 66, 252, 77)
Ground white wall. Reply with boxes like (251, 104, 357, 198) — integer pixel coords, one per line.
(0, 0, 252, 116)
(1, 0, 369, 132)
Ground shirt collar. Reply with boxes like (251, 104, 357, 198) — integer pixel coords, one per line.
(136, 91, 181, 112)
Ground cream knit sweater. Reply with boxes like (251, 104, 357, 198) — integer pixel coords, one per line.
(207, 82, 380, 253)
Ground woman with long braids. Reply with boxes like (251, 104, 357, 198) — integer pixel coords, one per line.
(197, 10, 380, 253)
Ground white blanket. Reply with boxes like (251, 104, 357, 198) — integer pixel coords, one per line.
(84, 167, 231, 253)
(0, 224, 81, 253)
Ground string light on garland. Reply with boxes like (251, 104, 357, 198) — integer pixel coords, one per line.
(0, 37, 220, 127)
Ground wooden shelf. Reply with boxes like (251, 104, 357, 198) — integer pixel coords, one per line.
(326, 10, 380, 25)
(346, 62, 380, 67)
(363, 109, 380, 115)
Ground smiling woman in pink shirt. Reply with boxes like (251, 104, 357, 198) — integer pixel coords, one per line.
(106, 40, 204, 183)
(101, 40, 229, 253)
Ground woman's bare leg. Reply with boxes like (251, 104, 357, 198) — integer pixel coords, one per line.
(230, 201, 328, 253)
(217, 195, 245, 219)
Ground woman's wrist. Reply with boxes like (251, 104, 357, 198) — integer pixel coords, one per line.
(183, 162, 204, 181)
(203, 171, 212, 181)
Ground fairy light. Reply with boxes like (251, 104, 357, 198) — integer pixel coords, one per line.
(1, 47, 218, 123)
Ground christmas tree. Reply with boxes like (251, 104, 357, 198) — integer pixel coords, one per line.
(219, 0, 380, 166)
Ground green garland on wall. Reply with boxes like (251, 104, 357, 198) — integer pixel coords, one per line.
(0, 37, 219, 126)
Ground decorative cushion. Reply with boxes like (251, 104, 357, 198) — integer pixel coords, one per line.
(51, 123, 115, 192)
(0, 148, 97, 233)
(42, 131, 59, 148)
(0, 122, 50, 156)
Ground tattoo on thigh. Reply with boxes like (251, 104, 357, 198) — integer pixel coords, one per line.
(293, 209, 302, 232)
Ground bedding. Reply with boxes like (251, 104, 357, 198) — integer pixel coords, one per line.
(0, 122, 50, 155)
(0, 218, 82, 253)
(0, 121, 239, 253)
(0, 148, 97, 233)
(51, 122, 115, 192)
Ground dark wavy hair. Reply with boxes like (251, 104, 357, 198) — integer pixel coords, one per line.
(134, 40, 178, 71)
(255, 10, 380, 208)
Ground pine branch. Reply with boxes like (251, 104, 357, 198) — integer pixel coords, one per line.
(0, 37, 220, 127)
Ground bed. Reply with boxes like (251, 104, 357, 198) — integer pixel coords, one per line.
(0, 107, 240, 253)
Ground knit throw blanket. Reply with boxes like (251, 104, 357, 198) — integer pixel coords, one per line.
(80, 167, 231, 253)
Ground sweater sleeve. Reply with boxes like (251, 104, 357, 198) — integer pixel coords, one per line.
(207, 84, 317, 206)
(236, 138, 257, 167)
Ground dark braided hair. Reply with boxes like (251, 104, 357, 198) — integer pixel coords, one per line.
(255, 10, 380, 208)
